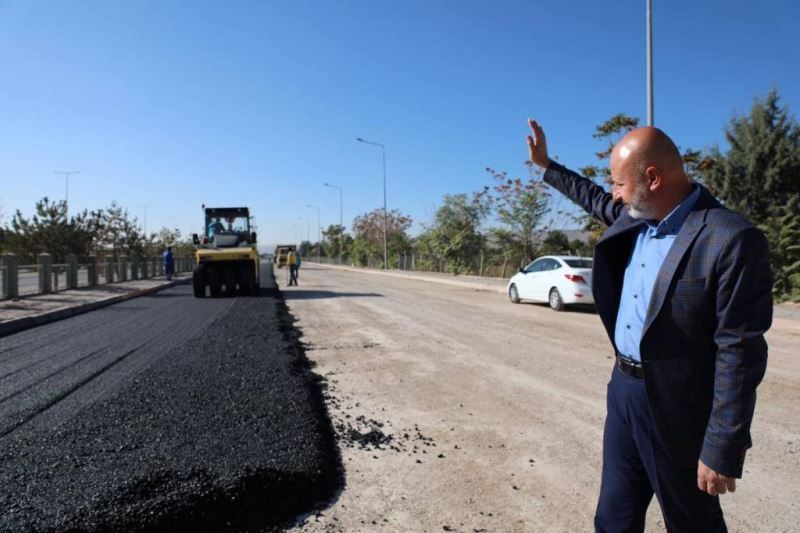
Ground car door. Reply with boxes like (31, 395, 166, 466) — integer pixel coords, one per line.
(542, 258, 563, 298)
(520, 258, 548, 301)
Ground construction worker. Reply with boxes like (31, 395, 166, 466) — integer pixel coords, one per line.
(287, 249, 299, 286)
(163, 246, 175, 281)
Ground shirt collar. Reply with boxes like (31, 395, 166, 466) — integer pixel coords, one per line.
(646, 183, 700, 237)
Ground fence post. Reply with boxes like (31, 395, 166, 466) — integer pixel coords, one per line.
(88, 255, 98, 287)
(38, 253, 52, 294)
(67, 254, 78, 289)
(131, 256, 140, 280)
(120, 256, 128, 282)
(142, 256, 149, 279)
(158, 255, 164, 276)
(105, 256, 114, 284)
(1, 254, 19, 299)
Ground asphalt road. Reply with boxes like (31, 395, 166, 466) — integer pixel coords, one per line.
(0, 266, 339, 532)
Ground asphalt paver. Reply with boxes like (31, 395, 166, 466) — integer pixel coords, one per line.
(0, 284, 340, 532)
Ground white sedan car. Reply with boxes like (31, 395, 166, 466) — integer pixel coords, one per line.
(507, 255, 594, 311)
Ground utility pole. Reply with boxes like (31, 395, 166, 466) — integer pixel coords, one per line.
(53, 170, 80, 219)
(646, 0, 654, 126)
(324, 182, 343, 264)
(306, 205, 321, 263)
(356, 137, 388, 269)
(139, 204, 154, 240)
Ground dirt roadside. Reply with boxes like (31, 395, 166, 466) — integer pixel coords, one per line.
(283, 265, 800, 532)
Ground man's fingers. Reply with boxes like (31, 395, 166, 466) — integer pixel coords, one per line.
(725, 477, 736, 493)
(528, 118, 541, 143)
(716, 478, 727, 495)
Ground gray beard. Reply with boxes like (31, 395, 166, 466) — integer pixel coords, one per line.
(627, 179, 658, 220)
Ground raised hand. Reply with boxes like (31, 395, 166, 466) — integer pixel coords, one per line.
(526, 118, 551, 169)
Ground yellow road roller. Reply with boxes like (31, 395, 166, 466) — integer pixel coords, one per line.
(192, 206, 259, 297)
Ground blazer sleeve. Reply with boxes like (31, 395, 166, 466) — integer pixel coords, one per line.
(700, 226, 772, 478)
(542, 162, 625, 227)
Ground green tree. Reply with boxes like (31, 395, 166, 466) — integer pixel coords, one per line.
(421, 193, 490, 274)
(321, 224, 352, 260)
(700, 89, 800, 226)
(538, 230, 571, 256)
(351, 208, 412, 267)
(94, 201, 145, 257)
(758, 195, 800, 301)
(6, 197, 94, 262)
(485, 166, 550, 263)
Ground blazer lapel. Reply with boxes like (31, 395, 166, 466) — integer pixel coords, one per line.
(642, 209, 706, 335)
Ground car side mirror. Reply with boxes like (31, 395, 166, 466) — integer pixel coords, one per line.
(518, 267, 526, 274)
(251, 232, 257, 243)
(192, 233, 200, 245)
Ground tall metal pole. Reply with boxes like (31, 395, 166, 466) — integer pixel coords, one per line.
(356, 137, 388, 269)
(325, 182, 343, 264)
(646, 0, 654, 126)
(53, 170, 80, 219)
(139, 203, 154, 239)
(298, 217, 310, 244)
(307, 205, 321, 263)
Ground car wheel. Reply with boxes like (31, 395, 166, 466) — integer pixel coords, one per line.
(509, 284, 521, 304)
(549, 288, 564, 311)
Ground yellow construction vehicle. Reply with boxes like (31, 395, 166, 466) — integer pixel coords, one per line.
(192, 206, 259, 297)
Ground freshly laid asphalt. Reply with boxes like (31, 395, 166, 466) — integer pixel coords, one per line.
(0, 279, 340, 531)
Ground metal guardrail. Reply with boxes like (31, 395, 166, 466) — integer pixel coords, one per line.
(0, 253, 194, 300)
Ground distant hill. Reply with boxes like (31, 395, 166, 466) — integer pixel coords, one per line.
(532, 228, 592, 245)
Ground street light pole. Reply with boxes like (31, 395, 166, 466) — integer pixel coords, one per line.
(306, 205, 321, 263)
(324, 182, 343, 264)
(53, 170, 80, 219)
(139, 203, 154, 239)
(356, 137, 388, 269)
(298, 217, 310, 248)
(646, 0, 654, 126)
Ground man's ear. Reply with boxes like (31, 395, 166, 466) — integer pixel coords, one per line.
(645, 166, 661, 191)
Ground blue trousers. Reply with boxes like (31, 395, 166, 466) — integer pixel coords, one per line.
(595, 366, 726, 532)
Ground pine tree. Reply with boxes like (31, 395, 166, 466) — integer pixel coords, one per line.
(758, 195, 800, 301)
(701, 89, 800, 226)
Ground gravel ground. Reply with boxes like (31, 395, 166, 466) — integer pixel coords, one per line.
(283, 265, 800, 532)
(0, 286, 341, 532)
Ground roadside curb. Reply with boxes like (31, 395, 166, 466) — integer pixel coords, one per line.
(0, 278, 191, 338)
(311, 263, 508, 294)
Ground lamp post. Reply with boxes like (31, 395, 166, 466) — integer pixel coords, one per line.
(306, 205, 321, 263)
(53, 170, 80, 219)
(356, 137, 388, 269)
(646, 0, 654, 126)
(139, 203, 154, 240)
(298, 216, 310, 240)
(324, 182, 343, 264)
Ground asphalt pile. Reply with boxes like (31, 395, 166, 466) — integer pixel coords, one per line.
(0, 291, 341, 532)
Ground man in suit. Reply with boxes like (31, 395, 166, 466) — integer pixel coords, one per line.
(526, 119, 772, 531)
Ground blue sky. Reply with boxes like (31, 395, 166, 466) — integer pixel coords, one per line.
(2, 0, 799, 246)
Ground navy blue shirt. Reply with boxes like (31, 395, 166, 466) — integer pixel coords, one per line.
(614, 185, 701, 361)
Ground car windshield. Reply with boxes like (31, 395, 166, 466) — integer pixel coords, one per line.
(205, 215, 249, 237)
(563, 259, 593, 268)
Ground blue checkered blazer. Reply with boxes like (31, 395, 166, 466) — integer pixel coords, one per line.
(544, 162, 772, 478)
